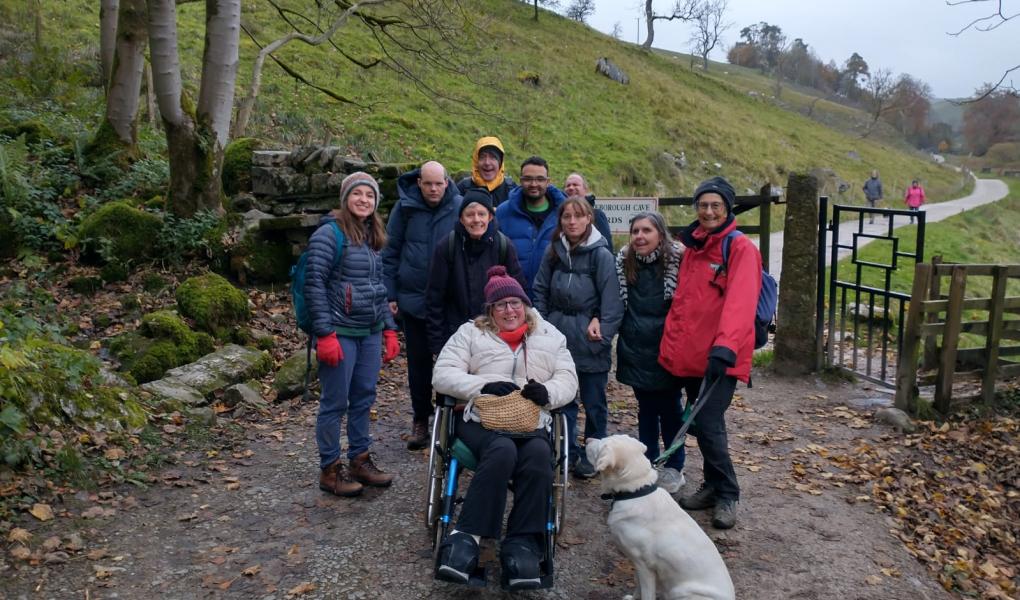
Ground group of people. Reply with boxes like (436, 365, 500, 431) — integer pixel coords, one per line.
(301, 136, 763, 589)
(863, 170, 927, 224)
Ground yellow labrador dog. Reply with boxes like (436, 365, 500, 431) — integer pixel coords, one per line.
(587, 435, 735, 600)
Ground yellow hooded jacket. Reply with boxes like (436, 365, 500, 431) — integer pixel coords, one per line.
(470, 136, 506, 192)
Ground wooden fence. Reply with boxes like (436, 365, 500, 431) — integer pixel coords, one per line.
(895, 261, 1020, 413)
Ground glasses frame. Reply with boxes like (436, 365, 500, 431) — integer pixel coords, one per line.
(491, 298, 525, 312)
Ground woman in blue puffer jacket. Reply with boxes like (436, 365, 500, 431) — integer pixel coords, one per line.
(304, 172, 401, 498)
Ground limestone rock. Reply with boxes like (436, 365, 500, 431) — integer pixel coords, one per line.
(274, 349, 316, 400)
(252, 151, 290, 167)
(223, 382, 266, 409)
(141, 379, 205, 407)
(595, 57, 629, 84)
(875, 407, 917, 433)
(186, 406, 217, 427)
(161, 344, 272, 398)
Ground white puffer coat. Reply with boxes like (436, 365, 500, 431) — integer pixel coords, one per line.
(432, 309, 579, 429)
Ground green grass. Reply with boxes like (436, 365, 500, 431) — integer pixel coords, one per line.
(838, 177, 1020, 296)
(0, 0, 964, 218)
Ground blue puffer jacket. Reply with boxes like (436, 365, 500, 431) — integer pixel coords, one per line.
(304, 215, 397, 338)
(494, 184, 567, 298)
(382, 169, 461, 319)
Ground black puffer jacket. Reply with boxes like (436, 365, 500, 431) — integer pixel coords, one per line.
(304, 215, 397, 337)
(424, 221, 526, 354)
(456, 175, 517, 207)
(616, 259, 676, 390)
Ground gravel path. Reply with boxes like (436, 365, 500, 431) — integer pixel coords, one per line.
(3, 369, 955, 600)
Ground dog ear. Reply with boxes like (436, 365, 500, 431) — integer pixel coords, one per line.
(593, 441, 616, 473)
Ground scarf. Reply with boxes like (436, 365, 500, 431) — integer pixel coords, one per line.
(498, 323, 528, 351)
(615, 241, 682, 308)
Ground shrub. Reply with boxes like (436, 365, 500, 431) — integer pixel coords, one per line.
(156, 210, 224, 264)
(175, 273, 250, 336)
(78, 201, 163, 264)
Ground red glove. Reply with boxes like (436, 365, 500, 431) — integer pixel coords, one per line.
(383, 330, 400, 363)
(316, 332, 343, 367)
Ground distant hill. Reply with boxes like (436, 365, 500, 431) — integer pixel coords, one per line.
(3, 0, 966, 209)
(929, 99, 966, 146)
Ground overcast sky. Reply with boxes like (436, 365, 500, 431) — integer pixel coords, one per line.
(585, 0, 1018, 99)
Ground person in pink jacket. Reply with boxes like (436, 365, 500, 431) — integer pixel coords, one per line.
(904, 179, 925, 223)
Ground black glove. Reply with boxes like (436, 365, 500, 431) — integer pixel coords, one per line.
(705, 356, 729, 382)
(480, 381, 521, 397)
(520, 379, 549, 407)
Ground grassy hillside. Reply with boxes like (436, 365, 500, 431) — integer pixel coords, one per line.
(1, 0, 964, 213)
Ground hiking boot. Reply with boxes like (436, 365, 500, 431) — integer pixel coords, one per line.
(657, 467, 686, 495)
(350, 451, 394, 487)
(437, 532, 479, 584)
(501, 535, 543, 591)
(407, 420, 429, 451)
(712, 499, 738, 529)
(572, 454, 596, 479)
(679, 483, 717, 510)
(319, 460, 363, 497)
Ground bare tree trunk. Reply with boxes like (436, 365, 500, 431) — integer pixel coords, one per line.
(702, 53, 709, 70)
(33, 0, 43, 48)
(89, 0, 146, 162)
(642, 0, 655, 50)
(197, 0, 240, 150)
(233, 0, 381, 138)
(100, 0, 120, 88)
(144, 60, 158, 125)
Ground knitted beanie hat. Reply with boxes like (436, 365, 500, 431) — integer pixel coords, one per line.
(339, 172, 381, 211)
(459, 187, 495, 218)
(484, 266, 531, 307)
(693, 176, 736, 212)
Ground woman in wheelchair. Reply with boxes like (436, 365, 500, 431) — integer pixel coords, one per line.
(431, 266, 578, 590)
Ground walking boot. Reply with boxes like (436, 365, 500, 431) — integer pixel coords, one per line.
(407, 420, 429, 451)
(712, 499, 739, 529)
(319, 460, 363, 497)
(679, 483, 717, 510)
(350, 451, 394, 487)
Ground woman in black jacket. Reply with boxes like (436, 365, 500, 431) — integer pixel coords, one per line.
(425, 188, 526, 358)
(614, 211, 687, 494)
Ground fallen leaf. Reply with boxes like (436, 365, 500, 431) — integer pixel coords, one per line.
(177, 512, 198, 522)
(30, 503, 54, 521)
(104, 447, 126, 460)
(42, 536, 62, 551)
(8, 528, 32, 544)
(287, 582, 316, 597)
(10, 545, 32, 560)
(865, 575, 882, 585)
(86, 548, 109, 560)
(242, 564, 261, 576)
(44, 551, 70, 564)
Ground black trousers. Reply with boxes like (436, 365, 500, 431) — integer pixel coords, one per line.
(401, 314, 434, 423)
(678, 375, 740, 501)
(454, 419, 551, 540)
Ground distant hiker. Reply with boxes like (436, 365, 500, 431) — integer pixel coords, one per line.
(863, 169, 883, 224)
(383, 161, 462, 451)
(659, 176, 761, 530)
(456, 136, 517, 207)
(494, 156, 567, 299)
(563, 172, 614, 252)
(533, 196, 623, 479)
(904, 179, 926, 224)
(425, 187, 526, 357)
(305, 172, 400, 497)
(614, 211, 686, 493)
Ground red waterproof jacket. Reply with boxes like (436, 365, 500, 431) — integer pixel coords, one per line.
(658, 219, 761, 383)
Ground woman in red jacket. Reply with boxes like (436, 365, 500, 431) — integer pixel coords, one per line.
(904, 179, 925, 224)
(658, 176, 761, 530)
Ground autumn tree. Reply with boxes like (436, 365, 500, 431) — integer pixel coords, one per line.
(963, 87, 1020, 154)
(641, 0, 701, 51)
(883, 74, 932, 142)
(688, 0, 729, 71)
(839, 51, 868, 100)
(730, 21, 784, 74)
(147, 0, 239, 217)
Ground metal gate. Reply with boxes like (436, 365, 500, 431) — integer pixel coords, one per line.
(818, 203, 926, 386)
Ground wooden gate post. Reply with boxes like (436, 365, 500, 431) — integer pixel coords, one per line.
(982, 265, 1008, 405)
(895, 263, 932, 413)
(935, 266, 967, 413)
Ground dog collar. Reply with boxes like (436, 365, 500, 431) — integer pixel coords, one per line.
(600, 483, 659, 506)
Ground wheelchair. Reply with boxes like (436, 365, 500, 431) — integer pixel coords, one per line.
(425, 394, 569, 590)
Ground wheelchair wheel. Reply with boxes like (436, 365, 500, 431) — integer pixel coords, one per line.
(550, 411, 569, 545)
(425, 405, 449, 530)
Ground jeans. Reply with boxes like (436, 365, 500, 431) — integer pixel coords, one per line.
(634, 386, 687, 471)
(454, 419, 551, 539)
(678, 375, 739, 501)
(401, 314, 435, 423)
(564, 371, 609, 460)
(908, 205, 919, 223)
(316, 332, 382, 468)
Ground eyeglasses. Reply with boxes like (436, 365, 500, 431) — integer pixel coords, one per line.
(696, 201, 727, 213)
(520, 176, 549, 184)
(491, 299, 525, 312)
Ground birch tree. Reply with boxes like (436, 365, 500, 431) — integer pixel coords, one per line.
(100, 0, 120, 87)
(89, 0, 146, 162)
(147, 0, 239, 217)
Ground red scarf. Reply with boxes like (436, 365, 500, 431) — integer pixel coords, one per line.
(498, 324, 528, 351)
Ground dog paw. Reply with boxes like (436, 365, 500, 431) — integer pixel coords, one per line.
(623, 595, 635, 600)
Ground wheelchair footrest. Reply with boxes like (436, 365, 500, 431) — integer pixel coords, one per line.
(434, 563, 487, 588)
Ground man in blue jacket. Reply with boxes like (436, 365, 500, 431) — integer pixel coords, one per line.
(383, 161, 461, 450)
(494, 156, 567, 299)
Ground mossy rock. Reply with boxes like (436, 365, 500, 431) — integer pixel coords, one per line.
(175, 273, 250, 335)
(231, 230, 293, 284)
(100, 261, 131, 283)
(113, 312, 215, 383)
(223, 137, 262, 196)
(78, 201, 163, 264)
(0, 119, 55, 145)
(130, 340, 182, 383)
(69, 276, 103, 295)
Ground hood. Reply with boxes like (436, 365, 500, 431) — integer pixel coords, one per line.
(318, 213, 338, 226)
(470, 136, 506, 192)
(554, 225, 608, 260)
(679, 214, 737, 249)
(396, 168, 460, 210)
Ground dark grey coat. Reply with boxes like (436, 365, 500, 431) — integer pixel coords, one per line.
(304, 215, 397, 337)
(533, 229, 623, 373)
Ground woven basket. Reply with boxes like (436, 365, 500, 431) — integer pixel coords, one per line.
(473, 390, 541, 433)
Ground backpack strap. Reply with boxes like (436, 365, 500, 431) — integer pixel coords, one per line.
(329, 221, 345, 271)
(447, 231, 457, 263)
(497, 232, 508, 264)
(721, 230, 744, 271)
